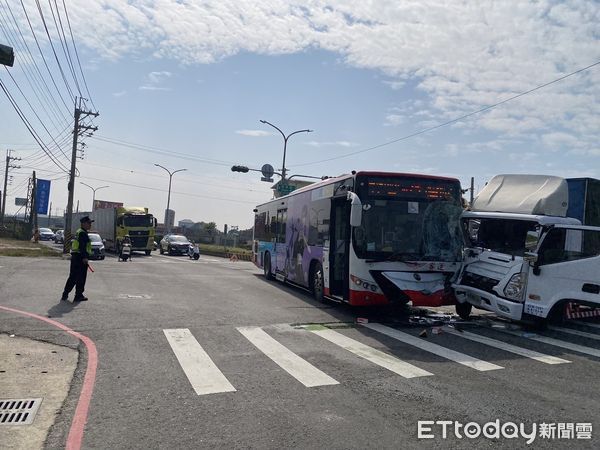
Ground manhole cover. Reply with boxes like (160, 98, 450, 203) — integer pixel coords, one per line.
(0, 398, 42, 425)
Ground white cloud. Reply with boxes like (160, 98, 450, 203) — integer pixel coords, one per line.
(305, 141, 359, 147)
(235, 130, 273, 137)
(139, 71, 173, 91)
(112, 91, 127, 97)
(26, 1, 599, 152)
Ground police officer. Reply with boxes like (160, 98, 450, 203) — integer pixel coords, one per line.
(61, 216, 93, 302)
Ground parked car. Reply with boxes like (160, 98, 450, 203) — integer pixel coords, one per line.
(88, 233, 106, 260)
(54, 229, 64, 244)
(38, 227, 55, 241)
(160, 234, 191, 255)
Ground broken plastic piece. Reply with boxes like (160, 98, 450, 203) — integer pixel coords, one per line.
(419, 329, 428, 338)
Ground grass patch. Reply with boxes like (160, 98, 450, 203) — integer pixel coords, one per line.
(0, 238, 62, 257)
(198, 244, 252, 256)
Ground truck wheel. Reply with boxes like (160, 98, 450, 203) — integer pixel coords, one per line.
(264, 253, 273, 280)
(312, 262, 325, 303)
(145, 250, 151, 256)
(456, 301, 472, 320)
(159, 246, 164, 255)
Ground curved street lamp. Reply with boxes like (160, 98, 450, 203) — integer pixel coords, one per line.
(154, 164, 187, 233)
(259, 120, 313, 180)
(80, 182, 109, 211)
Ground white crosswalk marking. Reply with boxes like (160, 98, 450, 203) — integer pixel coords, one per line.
(549, 326, 600, 342)
(494, 328, 600, 359)
(363, 323, 503, 371)
(442, 326, 570, 365)
(237, 327, 339, 387)
(163, 329, 236, 396)
(309, 328, 433, 378)
(573, 321, 600, 330)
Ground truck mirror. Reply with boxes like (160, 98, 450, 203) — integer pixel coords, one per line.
(523, 251, 538, 263)
(347, 191, 362, 227)
(525, 230, 540, 251)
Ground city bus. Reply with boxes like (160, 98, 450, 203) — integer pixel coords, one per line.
(253, 171, 464, 306)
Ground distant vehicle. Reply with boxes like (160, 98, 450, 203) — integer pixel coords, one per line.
(38, 228, 55, 241)
(54, 229, 64, 244)
(88, 233, 106, 260)
(73, 206, 157, 256)
(160, 234, 191, 255)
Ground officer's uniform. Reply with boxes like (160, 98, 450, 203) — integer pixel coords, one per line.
(62, 220, 92, 301)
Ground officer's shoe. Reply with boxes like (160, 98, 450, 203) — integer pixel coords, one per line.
(74, 296, 88, 302)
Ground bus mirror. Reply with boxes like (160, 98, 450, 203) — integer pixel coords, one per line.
(347, 191, 362, 227)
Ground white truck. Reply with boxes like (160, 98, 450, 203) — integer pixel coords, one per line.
(453, 174, 600, 323)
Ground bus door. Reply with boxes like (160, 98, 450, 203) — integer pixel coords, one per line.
(330, 198, 350, 298)
(275, 208, 287, 276)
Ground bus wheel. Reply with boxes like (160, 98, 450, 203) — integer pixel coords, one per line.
(456, 301, 472, 320)
(264, 253, 273, 280)
(312, 262, 324, 303)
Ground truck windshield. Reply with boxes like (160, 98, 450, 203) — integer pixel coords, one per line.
(462, 218, 538, 255)
(354, 175, 463, 262)
(123, 215, 154, 227)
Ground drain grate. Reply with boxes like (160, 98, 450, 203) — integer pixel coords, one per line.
(0, 398, 42, 425)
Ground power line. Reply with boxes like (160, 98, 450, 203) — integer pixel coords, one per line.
(80, 175, 263, 205)
(0, 77, 70, 173)
(33, 0, 76, 101)
(0, 2, 70, 129)
(61, 0, 95, 110)
(19, 0, 72, 112)
(47, 0, 82, 97)
(292, 60, 600, 168)
(4, 67, 72, 164)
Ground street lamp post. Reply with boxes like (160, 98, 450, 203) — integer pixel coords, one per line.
(154, 164, 187, 233)
(259, 120, 312, 180)
(80, 182, 109, 211)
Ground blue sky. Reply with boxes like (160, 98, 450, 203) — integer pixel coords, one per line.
(1, 1, 598, 229)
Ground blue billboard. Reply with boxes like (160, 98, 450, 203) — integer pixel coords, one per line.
(36, 179, 51, 215)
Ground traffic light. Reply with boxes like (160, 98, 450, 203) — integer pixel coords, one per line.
(231, 165, 249, 173)
(0, 44, 14, 67)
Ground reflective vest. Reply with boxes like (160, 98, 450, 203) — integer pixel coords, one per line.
(71, 228, 92, 256)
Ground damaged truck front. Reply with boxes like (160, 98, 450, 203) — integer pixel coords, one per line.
(453, 174, 600, 323)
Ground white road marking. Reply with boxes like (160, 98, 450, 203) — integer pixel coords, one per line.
(548, 326, 600, 342)
(309, 328, 432, 378)
(237, 327, 338, 387)
(163, 329, 236, 396)
(573, 321, 600, 330)
(493, 328, 600, 359)
(442, 326, 570, 365)
(364, 323, 503, 372)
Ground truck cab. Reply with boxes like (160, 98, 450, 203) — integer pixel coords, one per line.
(453, 174, 600, 323)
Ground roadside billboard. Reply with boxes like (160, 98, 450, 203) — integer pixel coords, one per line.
(93, 199, 123, 211)
(36, 179, 51, 215)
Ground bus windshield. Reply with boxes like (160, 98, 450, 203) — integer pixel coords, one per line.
(354, 175, 463, 262)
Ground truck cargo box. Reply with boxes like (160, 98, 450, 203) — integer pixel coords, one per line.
(471, 174, 568, 216)
(566, 178, 600, 226)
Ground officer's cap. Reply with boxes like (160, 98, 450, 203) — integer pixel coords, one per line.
(80, 216, 94, 223)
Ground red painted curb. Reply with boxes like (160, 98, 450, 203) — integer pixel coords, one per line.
(0, 305, 98, 450)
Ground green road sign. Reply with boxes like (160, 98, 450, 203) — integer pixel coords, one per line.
(277, 183, 296, 195)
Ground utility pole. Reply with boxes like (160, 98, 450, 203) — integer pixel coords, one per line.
(31, 171, 37, 239)
(64, 97, 98, 253)
(48, 201, 52, 226)
(1, 149, 21, 225)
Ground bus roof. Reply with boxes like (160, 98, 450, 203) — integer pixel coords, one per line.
(255, 171, 461, 207)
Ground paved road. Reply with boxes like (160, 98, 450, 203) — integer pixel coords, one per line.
(0, 249, 599, 449)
